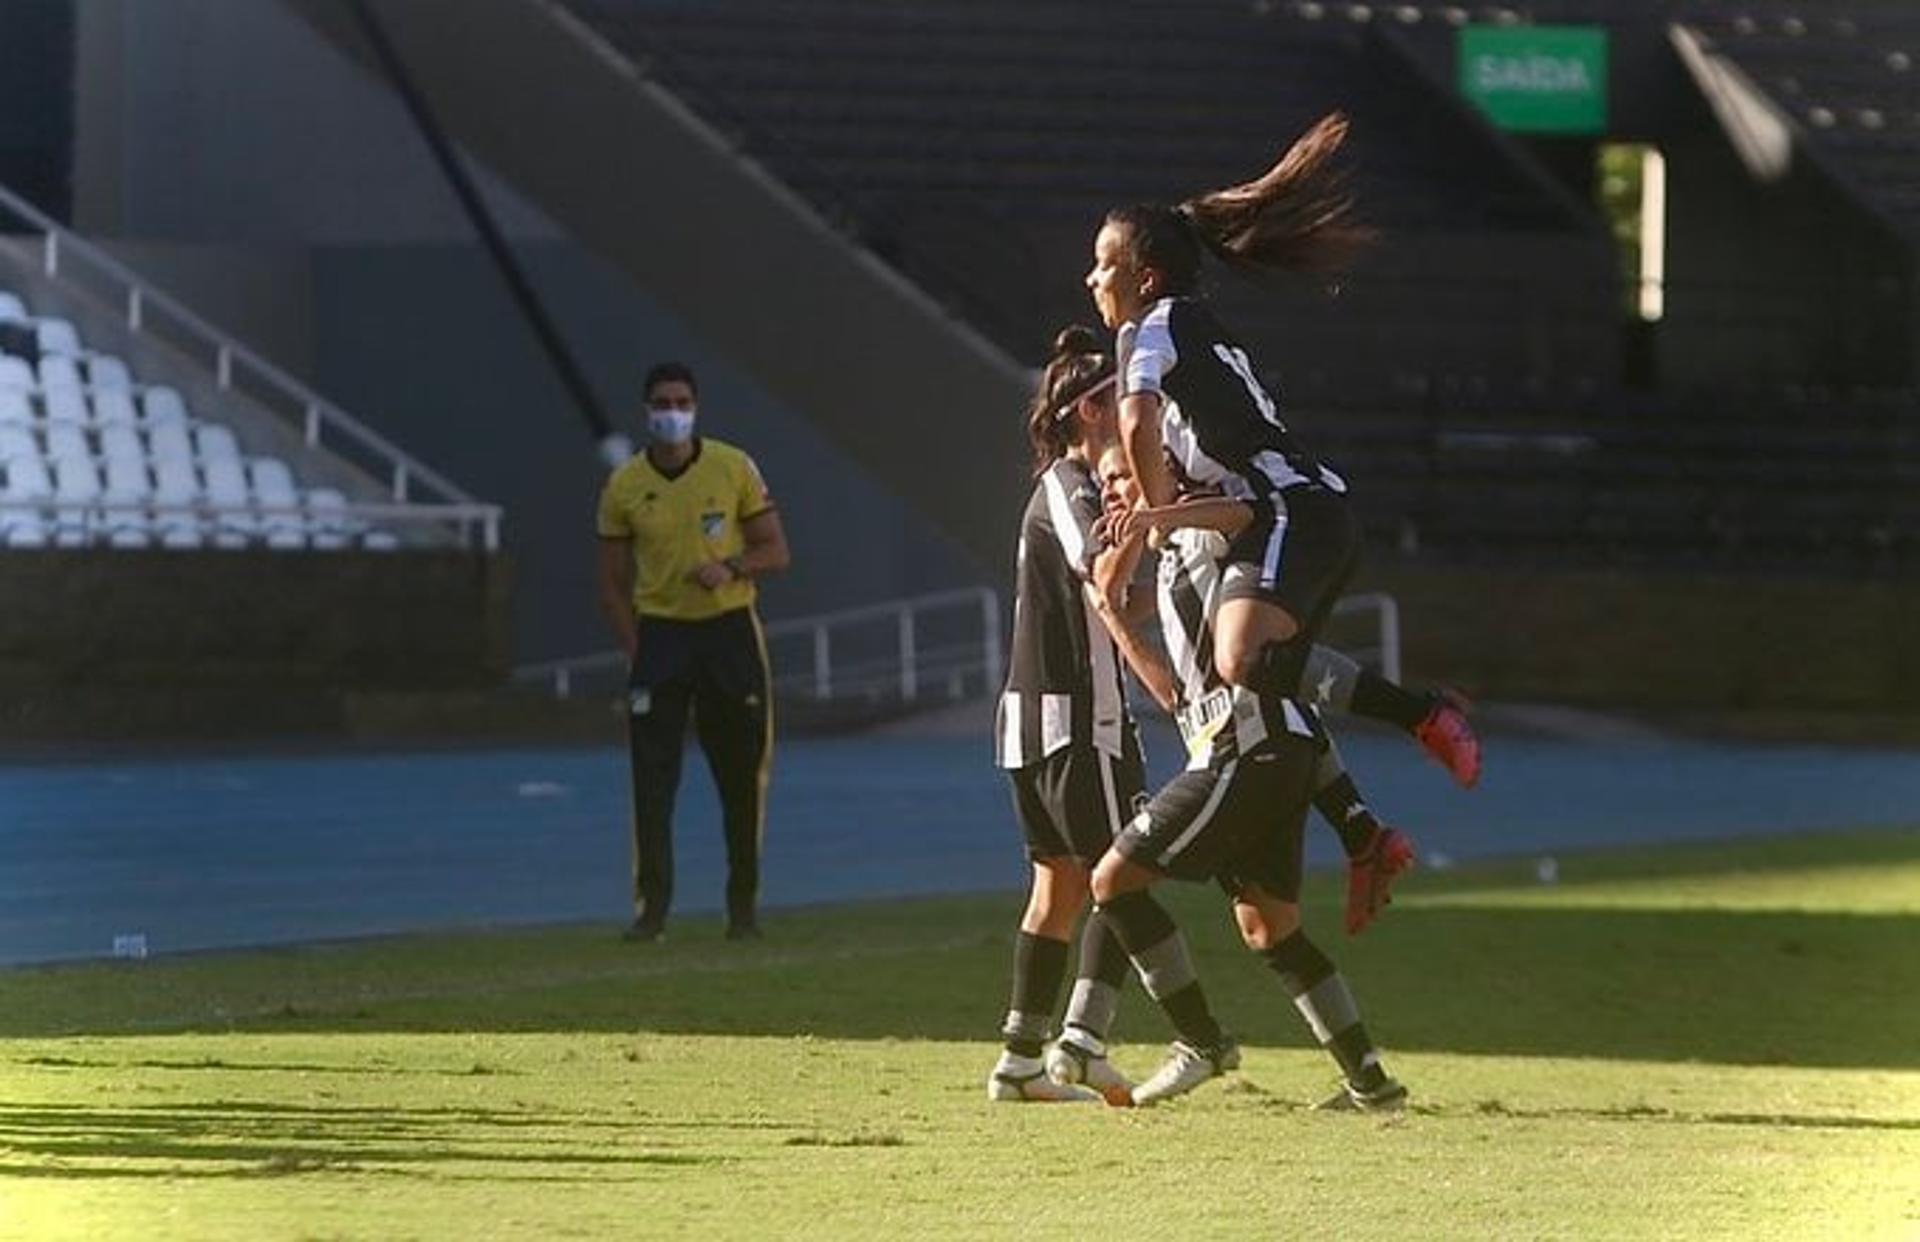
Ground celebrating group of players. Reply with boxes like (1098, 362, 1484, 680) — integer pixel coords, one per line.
(988, 113, 1482, 1110)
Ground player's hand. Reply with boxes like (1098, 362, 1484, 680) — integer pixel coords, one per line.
(689, 560, 735, 589)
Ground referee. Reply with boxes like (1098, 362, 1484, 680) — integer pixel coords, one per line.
(596, 361, 790, 943)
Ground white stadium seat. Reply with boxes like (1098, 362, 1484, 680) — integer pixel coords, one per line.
(0, 389, 31, 426)
(50, 458, 101, 547)
(37, 353, 81, 390)
(98, 422, 144, 463)
(0, 427, 35, 462)
(101, 455, 152, 504)
(0, 356, 35, 392)
(93, 388, 139, 427)
(88, 355, 132, 390)
(35, 318, 82, 356)
(306, 487, 353, 551)
(3, 455, 52, 501)
(146, 421, 194, 463)
(203, 457, 255, 549)
(194, 423, 240, 462)
(0, 505, 48, 549)
(250, 458, 303, 549)
(0, 291, 26, 321)
(151, 456, 202, 549)
(43, 421, 90, 463)
(41, 385, 88, 427)
(142, 386, 188, 425)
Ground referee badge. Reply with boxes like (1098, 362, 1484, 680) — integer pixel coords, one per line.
(701, 511, 726, 540)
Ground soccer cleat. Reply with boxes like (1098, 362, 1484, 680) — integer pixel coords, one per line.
(725, 919, 762, 941)
(621, 915, 665, 943)
(1314, 1075, 1410, 1113)
(1045, 1031, 1135, 1108)
(1412, 691, 1481, 789)
(987, 1052, 1098, 1103)
(1345, 827, 1416, 937)
(1129, 1037, 1241, 1107)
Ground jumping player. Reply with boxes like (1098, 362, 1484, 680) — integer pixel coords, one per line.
(1086, 113, 1479, 791)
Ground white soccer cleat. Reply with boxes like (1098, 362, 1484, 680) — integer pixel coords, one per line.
(987, 1052, 1098, 1102)
(1129, 1037, 1241, 1107)
(1045, 1032, 1135, 1108)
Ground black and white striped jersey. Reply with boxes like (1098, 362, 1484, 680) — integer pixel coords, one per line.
(995, 456, 1131, 769)
(1121, 297, 1347, 500)
(1157, 526, 1320, 770)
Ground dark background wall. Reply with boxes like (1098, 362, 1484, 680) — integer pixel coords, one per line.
(57, 0, 985, 664)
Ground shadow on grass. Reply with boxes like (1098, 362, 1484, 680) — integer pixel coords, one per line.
(0, 1100, 748, 1181)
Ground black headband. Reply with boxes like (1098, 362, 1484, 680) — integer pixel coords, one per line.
(1050, 359, 1116, 421)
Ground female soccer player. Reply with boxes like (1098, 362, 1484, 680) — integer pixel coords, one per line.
(1081, 448, 1409, 1111)
(1086, 112, 1479, 790)
(986, 326, 1176, 1103)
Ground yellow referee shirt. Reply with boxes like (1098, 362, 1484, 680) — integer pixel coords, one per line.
(596, 437, 774, 621)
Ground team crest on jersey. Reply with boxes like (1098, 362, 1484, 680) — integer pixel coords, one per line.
(701, 511, 726, 540)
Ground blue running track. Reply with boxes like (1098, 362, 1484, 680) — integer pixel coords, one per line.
(3, 723, 1917, 965)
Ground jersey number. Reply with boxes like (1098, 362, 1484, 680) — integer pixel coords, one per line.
(1213, 344, 1286, 430)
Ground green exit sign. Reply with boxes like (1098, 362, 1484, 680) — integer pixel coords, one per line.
(1458, 25, 1609, 134)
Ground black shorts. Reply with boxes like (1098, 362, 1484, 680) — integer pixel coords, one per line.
(1113, 732, 1319, 902)
(1007, 739, 1146, 864)
(1221, 485, 1360, 638)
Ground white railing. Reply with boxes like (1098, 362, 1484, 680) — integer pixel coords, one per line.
(513, 586, 1399, 706)
(0, 180, 501, 550)
(1332, 591, 1401, 685)
(515, 586, 1004, 703)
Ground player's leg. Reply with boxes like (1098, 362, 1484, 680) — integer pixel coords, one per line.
(1225, 737, 1407, 1110)
(692, 609, 773, 939)
(624, 622, 694, 941)
(1093, 768, 1253, 1106)
(1300, 646, 1479, 786)
(1044, 744, 1142, 1104)
(1311, 732, 1416, 936)
(989, 853, 1098, 1102)
(1215, 487, 1357, 703)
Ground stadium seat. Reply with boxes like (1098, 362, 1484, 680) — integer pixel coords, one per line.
(3, 455, 52, 501)
(98, 422, 143, 463)
(50, 458, 101, 547)
(43, 420, 90, 464)
(249, 457, 304, 549)
(0, 505, 49, 549)
(0, 426, 34, 463)
(147, 421, 194, 464)
(101, 455, 152, 504)
(203, 457, 256, 549)
(0, 389, 31, 426)
(93, 388, 140, 427)
(88, 355, 132, 390)
(142, 386, 188, 425)
(306, 487, 353, 550)
(0, 356, 34, 393)
(0, 291, 26, 321)
(150, 456, 203, 549)
(34, 318, 81, 357)
(363, 528, 402, 551)
(194, 423, 240, 463)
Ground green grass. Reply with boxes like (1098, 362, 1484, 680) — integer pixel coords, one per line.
(3, 828, 1918, 1240)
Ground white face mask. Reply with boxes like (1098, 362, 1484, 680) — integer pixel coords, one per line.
(647, 407, 696, 444)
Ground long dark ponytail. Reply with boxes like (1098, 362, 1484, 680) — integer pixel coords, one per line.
(1108, 111, 1374, 294)
(1025, 325, 1114, 477)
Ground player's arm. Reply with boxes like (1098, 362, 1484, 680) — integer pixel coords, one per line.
(1088, 531, 1177, 713)
(1133, 495, 1254, 540)
(1118, 391, 1176, 509)
(597, 537, 638, 659)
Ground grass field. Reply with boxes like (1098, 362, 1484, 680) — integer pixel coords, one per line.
(3, 828, 1918, 1240)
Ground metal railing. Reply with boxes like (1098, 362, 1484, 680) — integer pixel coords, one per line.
(0, 180, 501, 551)
(514, 585, 1400, 706)
(516, 587, 1004, 703)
